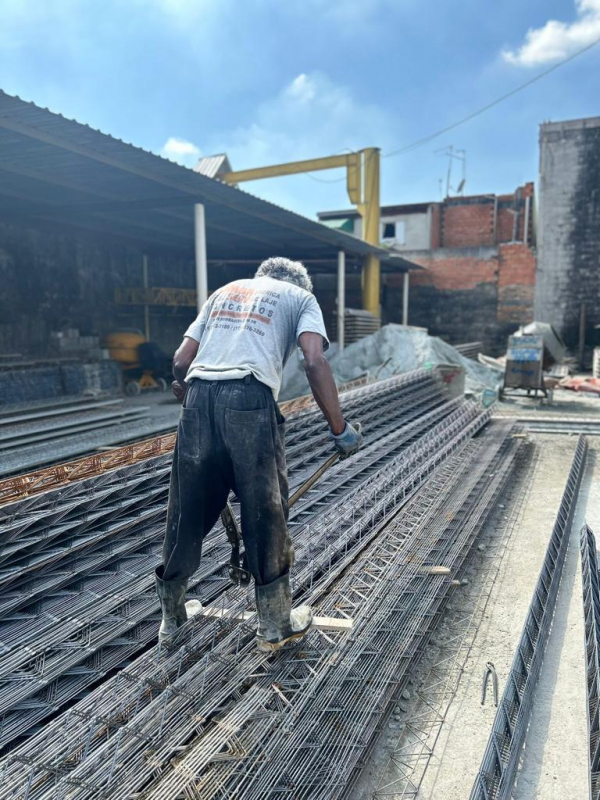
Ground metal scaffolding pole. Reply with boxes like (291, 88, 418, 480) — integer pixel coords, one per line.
(337, 250, 345, 350)
(194, 202, 208, 311)
(142, 254, 150, 341)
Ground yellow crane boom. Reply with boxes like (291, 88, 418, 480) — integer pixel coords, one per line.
(221, 148, 381, 317)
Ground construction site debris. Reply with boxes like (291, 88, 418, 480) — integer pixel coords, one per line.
(455, 341, 483, 360)
(559, 376, 600, 395)
(280, 324, 501, 401)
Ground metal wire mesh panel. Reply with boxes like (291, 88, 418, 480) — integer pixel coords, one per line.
(581, 523, 600, 800)
(470, 435, 588, 800)
(0, 405, 490, 798)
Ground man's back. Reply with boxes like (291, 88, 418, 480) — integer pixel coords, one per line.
(158, 257, 362, 652)
(185, 276, 328, 398)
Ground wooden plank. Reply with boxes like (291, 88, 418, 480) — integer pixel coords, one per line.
(418, 565, 451, 575)
(200, 606, 353, 632)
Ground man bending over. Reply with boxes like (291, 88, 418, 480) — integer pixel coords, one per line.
(156, 256, 362, 651)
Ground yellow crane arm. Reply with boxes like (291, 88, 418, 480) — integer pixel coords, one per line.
(222, 148, 380, 316)
(222, 152, 362, 206)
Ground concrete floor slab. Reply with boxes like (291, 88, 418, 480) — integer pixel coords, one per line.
(414, 438, 586, 800)
(512, 444, 598, 799)
(351, 433, 598, 800)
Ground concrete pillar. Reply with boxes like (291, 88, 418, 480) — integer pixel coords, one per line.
(194, 203, 208, 311)
(142, 253, 150, 341)
(337, 251, 345, 350)
(402, 271, 409, 326)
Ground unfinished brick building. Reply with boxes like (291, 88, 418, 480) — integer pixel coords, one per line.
(319, 183, 536, 354)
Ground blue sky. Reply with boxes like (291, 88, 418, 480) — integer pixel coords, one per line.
(1, 0, 599, 217)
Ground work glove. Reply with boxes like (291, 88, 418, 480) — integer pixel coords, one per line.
(330, 421, 362, 459)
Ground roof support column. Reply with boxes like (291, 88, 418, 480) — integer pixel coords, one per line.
(402, 271, 409, 326)
(361, 148, 381, 317)
(194, 203, 208, 311)
(142, 253, 151, 341)
(337, 251, 345, 351)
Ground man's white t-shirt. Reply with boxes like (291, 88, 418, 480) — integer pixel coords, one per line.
(184, 276, 329, 399)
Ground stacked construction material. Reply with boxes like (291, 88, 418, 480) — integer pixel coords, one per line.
(0, 433, 177, 504)
(0, 397, 174, 477)
(330, 307, 381, 345)
(471, 437, 587, 800)
(455, 341, 483, 360)
(0, 370, 522, 800)
(0, 359, 121, 405)
(580, 523, 600, 800)
(145, 423, 522, 799)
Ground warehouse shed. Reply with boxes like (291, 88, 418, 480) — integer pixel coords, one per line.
(0, 91, 419, 359)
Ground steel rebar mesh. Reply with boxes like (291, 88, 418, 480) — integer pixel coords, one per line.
(470, 435, 588, 800)
(165, 425, 520, 800)
(0, 390, 458, 751)
(3, 412, 483, 797)
(580, 523, 600, 800)
(367, 440, 536, 800)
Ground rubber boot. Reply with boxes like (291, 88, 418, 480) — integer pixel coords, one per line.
(155, 566, 203, 644)
(255, 573, 312, 653)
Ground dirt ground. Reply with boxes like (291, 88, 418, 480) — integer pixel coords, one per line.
(350, 388, 599, 799)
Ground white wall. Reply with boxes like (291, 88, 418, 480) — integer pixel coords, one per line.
(352, 211, 431, 250)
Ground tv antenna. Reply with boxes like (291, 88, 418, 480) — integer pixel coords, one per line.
(435, 145, 466, 197)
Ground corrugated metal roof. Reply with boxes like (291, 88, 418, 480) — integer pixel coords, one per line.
(194, 154, 231, 179)
(0, 91, 420, 272)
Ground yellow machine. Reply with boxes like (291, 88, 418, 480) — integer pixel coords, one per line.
(221, 148, 381, 316)
(104, 331, 169, 396)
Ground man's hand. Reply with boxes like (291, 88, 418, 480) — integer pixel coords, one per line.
(171, 380, 187, 403)
(172, 336, 200, 384)
(330, 421, 363, 459)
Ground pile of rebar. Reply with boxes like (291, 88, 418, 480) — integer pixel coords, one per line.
(580, 523, 600, 800)
(454, 341, 483, 360)
(0, 396, 169, 477)
(470, 436, 587, 800)
(0, 369, 522, 799)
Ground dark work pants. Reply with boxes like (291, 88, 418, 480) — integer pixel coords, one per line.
(162, 376, 293, 586)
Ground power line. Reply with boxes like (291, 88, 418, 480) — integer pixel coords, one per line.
(305, 172, 346, 184)
(305, 147, 357, 184)
(383, 34, 600, 158)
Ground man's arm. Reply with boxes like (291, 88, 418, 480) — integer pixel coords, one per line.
(171, 336, 200, 401)
(298, 332, 345, 434)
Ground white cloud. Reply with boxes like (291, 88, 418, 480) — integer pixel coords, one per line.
(503, 0, 600, 66)
(160, 136, 201, 167)
(198, 71, 393, 216)
(211, 71, 391, 169)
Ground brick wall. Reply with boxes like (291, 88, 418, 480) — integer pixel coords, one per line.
(437, 183, 534, 249)
(441, 202, 495, 248)
(315, 183, 537, 355)
(381, 183, 537, 354)
(497, 243, 536, 324)
(383, 239, 535, 354)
